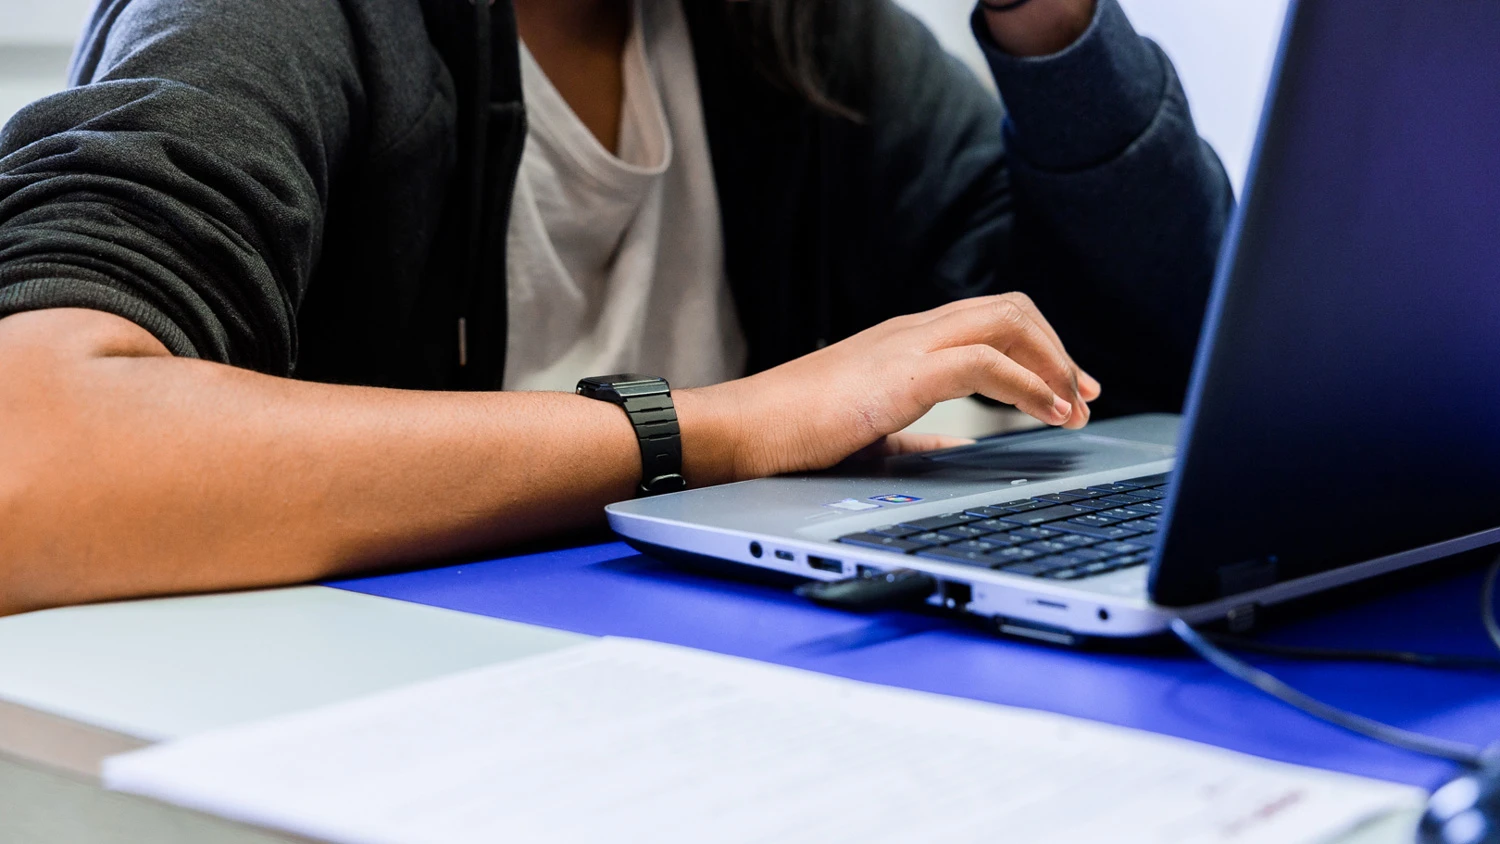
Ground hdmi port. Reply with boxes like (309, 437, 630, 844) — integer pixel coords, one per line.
(808, 556, 844, 574)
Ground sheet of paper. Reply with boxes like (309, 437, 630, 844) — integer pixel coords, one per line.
(103, 638, 1422, 844)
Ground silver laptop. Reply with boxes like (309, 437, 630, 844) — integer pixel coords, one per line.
(607, 0, 1500, 644)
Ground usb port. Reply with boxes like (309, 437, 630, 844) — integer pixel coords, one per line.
(940, 580, 972, 611)
(774, 549, 795, 562)
(808, 556, 844, 574)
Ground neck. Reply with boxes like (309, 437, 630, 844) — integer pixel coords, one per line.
(512, 0, 631, 154)
(513, 0, 629, 50)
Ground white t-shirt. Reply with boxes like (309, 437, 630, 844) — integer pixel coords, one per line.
(502, 0, 747, 392)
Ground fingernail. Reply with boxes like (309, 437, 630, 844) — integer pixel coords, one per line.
(1053, 396, 1073, 422)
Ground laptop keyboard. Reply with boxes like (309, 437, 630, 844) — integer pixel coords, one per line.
(835, 473, 1171, 582)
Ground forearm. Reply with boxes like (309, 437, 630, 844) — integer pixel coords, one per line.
(0, 309, 737, 615)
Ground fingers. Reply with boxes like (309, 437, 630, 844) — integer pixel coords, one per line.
(921, 345, 1074, 427)
(913, 294, 1102, 402)
(1001, 294, 1103, 401)
(921, 297, 1087, 426)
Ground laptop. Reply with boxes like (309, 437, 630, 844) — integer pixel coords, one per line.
(606, 0, 1500, 645)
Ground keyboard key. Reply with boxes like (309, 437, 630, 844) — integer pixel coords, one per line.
(996, 562, 1048, 577)
(899, 513, 979, 532)
(1122, 489, 1165, 502)
(964, 506, 1015, 519)
(1010, 527, 1064, 541)
(837, 534, 932, 553)
(995, 504, 1096, 527)
(947, 539, 1007, 555)
(1064, 514, 1128, 529)
(1054, 534, 1101, 548)
(938, 524, 994, 541)
(1063, 499, 1113, 511)
(1026, 540, 1076, 555)
(1111, 553, 1152, 569)
(1050, 522, 1144, 541)
(1080, 561, 1116, 575)
(1030, 551, 1091, 568)
(1118, 519, 1158, 534)
(907, 532, 952, 544)
(1123, 473, 1172, 488)
(1100, 505, 1155, 520)
(1087, 483, 1143, 494)
(1033, 491, 1093, 504)
(1067, 548, 1115, 562)
(916, 548, 995, 567)
(1129, 502, 1164, 515)
(1047, 568, 1085, 580)
(999, 499, 1056, 513)
(1093, 494, 1143, 507)
(1097, 541, 1149, 556)
(984, 546, 1040, 564)
(867, 525, 919, 539)
(971, 524, 1030, 544)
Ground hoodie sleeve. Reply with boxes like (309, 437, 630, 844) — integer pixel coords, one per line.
(849, 0, 1234, 415)
(0, 0, 365, 373)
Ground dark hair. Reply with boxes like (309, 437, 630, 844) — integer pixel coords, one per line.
(731, 0, 861, 120)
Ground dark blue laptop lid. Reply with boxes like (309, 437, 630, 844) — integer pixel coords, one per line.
(1151, 0, 1500, 606)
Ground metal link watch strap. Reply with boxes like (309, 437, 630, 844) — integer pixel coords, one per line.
(620, 393, 686, 495)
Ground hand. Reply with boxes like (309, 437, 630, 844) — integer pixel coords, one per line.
(982, 0, 1097, 58)
(680, 293, 1101, 484)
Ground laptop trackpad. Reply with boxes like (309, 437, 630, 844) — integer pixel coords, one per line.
(828, 433, 1172, 484)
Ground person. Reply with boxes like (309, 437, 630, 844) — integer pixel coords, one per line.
(0, 0, 1231, 616)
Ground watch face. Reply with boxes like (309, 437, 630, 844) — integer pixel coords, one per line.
(578, 374, 670, 398)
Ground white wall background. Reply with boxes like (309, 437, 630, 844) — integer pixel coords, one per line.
(0, 0, 92, 45)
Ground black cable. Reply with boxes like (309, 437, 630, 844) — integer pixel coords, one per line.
(1201, 632, 1500, 671)
(1171, 618, 1488, 768)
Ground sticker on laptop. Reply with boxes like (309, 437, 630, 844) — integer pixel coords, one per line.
(826, 498, 882, 512)
(869, 494, 923, 504)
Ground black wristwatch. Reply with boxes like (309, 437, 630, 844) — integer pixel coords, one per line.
(576, 374, 687, 496)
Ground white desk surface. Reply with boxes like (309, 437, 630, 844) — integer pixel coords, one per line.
(0, 586, 586, 744)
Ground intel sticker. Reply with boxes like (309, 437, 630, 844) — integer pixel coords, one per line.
(869, 494, 922, 504)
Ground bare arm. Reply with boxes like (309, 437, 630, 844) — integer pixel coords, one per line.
(0, 308, 671, 614)
(0, 293, 1097, 616)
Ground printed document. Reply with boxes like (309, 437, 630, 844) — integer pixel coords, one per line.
(104, 637, 1421, 843)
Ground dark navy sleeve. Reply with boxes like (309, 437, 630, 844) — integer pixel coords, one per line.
(971, 0, 1235, 414)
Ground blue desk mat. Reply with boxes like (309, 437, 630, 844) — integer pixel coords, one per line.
(332, 543, 1500, 789)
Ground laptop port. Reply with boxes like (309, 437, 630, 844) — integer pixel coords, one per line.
(808, 556, 844, 574)
(774, 549, 795, 562)
(856, 564, 883, 578)
(939, 580, 972, 611)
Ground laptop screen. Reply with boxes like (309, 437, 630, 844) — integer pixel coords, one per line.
(1152, 0, 1500, 606)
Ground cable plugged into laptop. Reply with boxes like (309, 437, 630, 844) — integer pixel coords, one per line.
(1172, 553, 1500, 844)
(794, 569, 938, 612)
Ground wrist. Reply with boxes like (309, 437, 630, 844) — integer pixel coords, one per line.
(982, 0, 1095, 58)
(674, 385, 748, 488)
